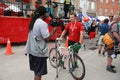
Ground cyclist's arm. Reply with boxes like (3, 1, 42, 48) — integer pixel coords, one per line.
(79, 30, 84, 44)
(59, 29, 67, 39)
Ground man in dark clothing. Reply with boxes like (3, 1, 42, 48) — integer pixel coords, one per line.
(63, 0, 71, 18)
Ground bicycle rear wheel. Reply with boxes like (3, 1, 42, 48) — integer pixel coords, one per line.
(49, 48, 60, 68)
(68, 54, 85, 80)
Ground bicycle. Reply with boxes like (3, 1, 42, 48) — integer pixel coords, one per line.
(49, 38, 85, 80)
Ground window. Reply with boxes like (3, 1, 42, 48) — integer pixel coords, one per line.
(111, 9, 114, 14)
(118, 11, 120, 14)
(112, 0, 114, 5)
(100, 0, 103, 3)
(118, 0, 120, 6)
(87, 1, 89, 10)
(91, 2, 95, 10)
(60, 0, 64, 3)
(106, 0, 108, 3)
(100, 8, 102, 15)
(105, 9, 108, 16)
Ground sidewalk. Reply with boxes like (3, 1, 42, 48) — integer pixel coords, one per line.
(0, 42, 120, 80)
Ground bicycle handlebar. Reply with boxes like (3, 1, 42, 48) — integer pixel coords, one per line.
(56, 38, 82, 53)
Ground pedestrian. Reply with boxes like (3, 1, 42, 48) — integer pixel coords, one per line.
(57, 12, 84, 68)
(63, 0, 71, 19)
(52, 0, 58, 17)
(109, 14, 113, 24)
(88, 20, 97, 45)
(98, 18, 109, 55)
(24, 6, 58, 80)
(106, 15, 120, 73)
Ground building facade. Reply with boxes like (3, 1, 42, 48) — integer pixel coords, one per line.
(97, 0, 120, 16)
(1, 0, 120, 17)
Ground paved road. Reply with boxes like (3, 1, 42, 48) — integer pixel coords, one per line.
(0, 38, 120, 80)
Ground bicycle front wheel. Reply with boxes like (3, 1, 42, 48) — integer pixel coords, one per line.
(49, 48, 60, 68)
(68, 54, 85, 80)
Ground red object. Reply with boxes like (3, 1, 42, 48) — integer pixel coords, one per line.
(35, 4, 40, 9)
(45, 17, 62, 41)
(0, 16, 62, 44)
(0, 16, 31, 44)
(0, 3, 8, 15)
(89, 32, 96, 39)
(65, 22, 84, 42)
(0, 3, 8, 8)
(5, 39, 13, 55)
(64, 36, 68, 47)
(23, 0, 30, 3)
(48, 26, 62, 40)
(45, 17, 52, 24)
(83, 17, 89, 22)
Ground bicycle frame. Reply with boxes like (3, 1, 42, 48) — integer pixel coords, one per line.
(49, 38, 86, 79)
(55, 38, 74, 63)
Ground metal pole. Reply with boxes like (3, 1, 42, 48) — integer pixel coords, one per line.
(21, 0, 23, 16)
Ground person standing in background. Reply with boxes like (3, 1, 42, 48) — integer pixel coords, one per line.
(63, 0, 71, 18)
(88, 20, 97, 45)
(24, 6, 58, 80)
(109, 14, 113, 24)
(52, 0, 58, 17)
(106, 15, 120, 73)
(98, 18, 109, 55)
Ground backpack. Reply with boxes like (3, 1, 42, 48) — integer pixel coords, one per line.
(102, 22, 116, 50)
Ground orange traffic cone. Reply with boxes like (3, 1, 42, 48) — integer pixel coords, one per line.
(5, 39, 13, 55)
(64, 36, 69, 47)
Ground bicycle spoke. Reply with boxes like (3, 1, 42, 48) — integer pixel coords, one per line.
(49, 48, 60, 68)
(69, 54, 85, 79)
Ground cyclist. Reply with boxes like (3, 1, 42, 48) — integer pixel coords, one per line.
(58, 12, 84, 46)
(58, 12, 84, 68)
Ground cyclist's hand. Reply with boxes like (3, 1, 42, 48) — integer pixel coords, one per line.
(56, 37, 62, 41)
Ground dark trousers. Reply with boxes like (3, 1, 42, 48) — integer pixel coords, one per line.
(64, 4, 70, 18)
